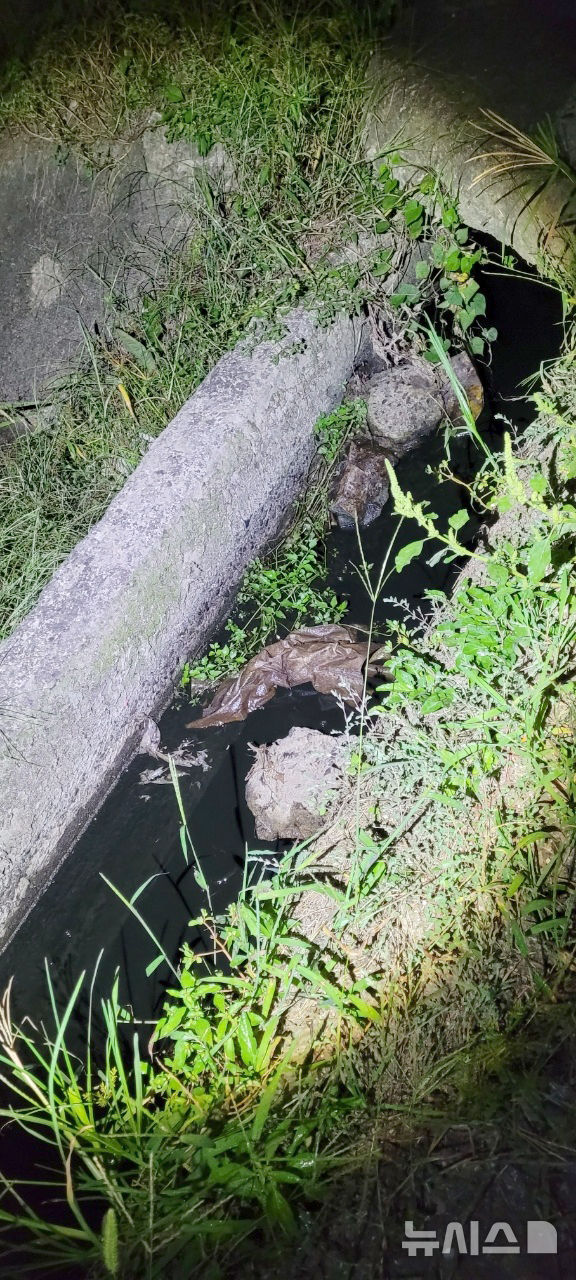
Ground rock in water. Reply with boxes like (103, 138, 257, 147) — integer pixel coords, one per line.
(365, 352, 483, 456)
(245, 726, 349, 841)
(330, 439, 390, 530)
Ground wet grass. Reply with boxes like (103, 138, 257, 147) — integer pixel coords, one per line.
(2, 10, 576, 1273)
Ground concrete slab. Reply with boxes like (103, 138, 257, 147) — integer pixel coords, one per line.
(0, 135, 111, 402)
(0, 125, 234, 402)
(0, 304, 362, 947)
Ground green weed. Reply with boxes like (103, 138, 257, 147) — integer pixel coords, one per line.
(3, 12, 575, 1273)
(0, 4, 495, 641)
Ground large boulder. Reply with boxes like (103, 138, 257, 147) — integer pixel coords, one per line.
(245, 726, 349, 842)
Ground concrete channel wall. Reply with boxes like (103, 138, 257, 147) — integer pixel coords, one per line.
(0, 308, 362, 947)
(365, 51, 575, 274)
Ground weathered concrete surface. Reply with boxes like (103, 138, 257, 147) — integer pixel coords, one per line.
(0, 306, 361, 946)
(365, 51, 575, 272)
(141, 116, 236, 196)
(0, 124, 233, 402)
(0, 135, 110, 401)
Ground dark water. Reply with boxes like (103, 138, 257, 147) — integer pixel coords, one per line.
(0, 445, 471, 1036)
(0, 254, 564, 1031)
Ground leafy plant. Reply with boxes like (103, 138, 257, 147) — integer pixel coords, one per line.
(3, 14, 576, 1276)
(0, 834, 378, 1277)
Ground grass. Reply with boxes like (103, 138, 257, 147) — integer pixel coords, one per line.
(2, 10, 576, 1274)
(469, 109, 576, 282)
(0, 0, 499, 642)
(0, 1, 375, 637)
(0, 3, 363, 630)
(1, 344, 576, 1275)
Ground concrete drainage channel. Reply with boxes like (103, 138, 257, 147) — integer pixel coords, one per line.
(0, 45, 571, 966)
(0, 290, 476, 953)
(0, 10, 573, 1272)
(0, 257, 564, 1023)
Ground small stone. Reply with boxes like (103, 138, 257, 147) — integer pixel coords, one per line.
(139, 716, 162, 756)
(330, 439, 390, 530)
(245, 726, 349, 841)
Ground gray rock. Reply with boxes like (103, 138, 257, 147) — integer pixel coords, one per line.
(365, 351, 483, 456)
(245, 726, 349, 841)
(330, 439, 390, 530)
